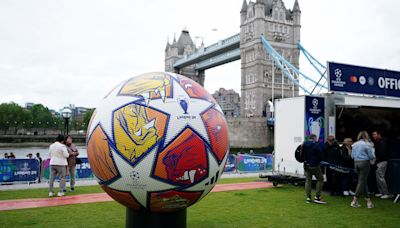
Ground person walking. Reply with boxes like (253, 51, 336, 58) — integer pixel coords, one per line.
(323, 135, 342, 196)
(65, 135, 79, 192)
(351, 131, 375, 208)
(48, 134, 69, 197)
(340, 138, 355, 196)
(372, 130, 393, 199)
(303, 134, 326, 204)
(35, 153, 43, 183)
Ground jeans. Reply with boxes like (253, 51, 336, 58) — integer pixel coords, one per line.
(354, 161, 370, 198)
(304, 166, 324, 198)
(67, 165, 77, 188)
(49, 165, 66, 193)
(376, 161, 389, 195)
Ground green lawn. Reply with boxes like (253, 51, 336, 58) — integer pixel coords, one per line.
(0, 177, 259, 200)
(1, 185, 399, 227)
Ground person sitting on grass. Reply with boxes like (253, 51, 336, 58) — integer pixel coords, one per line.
(48, 134, 69, 197)
(303, 134, 326, 204)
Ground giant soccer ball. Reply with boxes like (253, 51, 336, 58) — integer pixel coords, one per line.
(86, 72, 229, 212)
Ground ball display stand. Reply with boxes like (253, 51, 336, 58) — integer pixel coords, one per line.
(126, 207, 186, 228)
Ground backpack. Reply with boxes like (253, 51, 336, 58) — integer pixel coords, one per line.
(295, 143, 305, 163)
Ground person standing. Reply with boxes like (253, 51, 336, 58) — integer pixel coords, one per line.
(340, 138, 355, 196)
(35, 153, 43, 183)
(324, 135, 342, 196)
(372, 130, 393, 199)
(303, 134, 326, 204)
(65, 135, 79, 192)
(48, 134, 69, 197)
(351, 131, 375, 208)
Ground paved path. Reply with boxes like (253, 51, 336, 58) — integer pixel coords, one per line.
(0, 182, 272, 211)
(0, 172, 265, 191)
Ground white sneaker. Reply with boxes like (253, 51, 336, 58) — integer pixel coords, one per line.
(375, 193, 383, 197)
(381, 194, 393, 199)
(49, 192, 54, 197)
(343, 191, 350, 196)
(367, 201, 374, 209)
(57, 192, 64, 197)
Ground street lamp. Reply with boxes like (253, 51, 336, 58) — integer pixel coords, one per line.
(61, 108, 72, 135)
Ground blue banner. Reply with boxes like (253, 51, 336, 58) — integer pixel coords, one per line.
(257, 154, 273, 171)
(224, 154, 236, 173)
(237, 154, 267, 172)
(328, 62, 400, 97)
(75, 158, 93, 179)
(305, 96, 325, 143)
(0, 159, 15, 182)
(0, 159, 39, 182)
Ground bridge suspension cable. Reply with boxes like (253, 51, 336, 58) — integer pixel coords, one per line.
(260, 35, 328, 95)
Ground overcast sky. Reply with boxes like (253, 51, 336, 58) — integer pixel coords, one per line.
(1, 0, 399, 111)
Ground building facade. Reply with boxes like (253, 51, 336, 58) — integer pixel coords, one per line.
(212, 88, 241, 117)
(240, 0, 300, 118)
(165, 29, 205, 85)
(164, 0, 301, 148)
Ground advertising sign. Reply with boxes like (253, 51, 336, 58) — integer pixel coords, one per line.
(328, 62, 400, 97)
(43, 158, 93, 179)
(0, 159, 39, 182)
(257, 154, 273, 171)
(305, 96, 325, 143)
(237, 154, 267, 172)
(75, 158, 93, 178)
(224, 154, 236, 173)
(0, 159, 15, 182)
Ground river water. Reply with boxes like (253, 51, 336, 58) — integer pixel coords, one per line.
(0, 146, 88, 160)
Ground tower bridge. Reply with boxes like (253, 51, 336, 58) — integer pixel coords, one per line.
(165, 0, 302, 148)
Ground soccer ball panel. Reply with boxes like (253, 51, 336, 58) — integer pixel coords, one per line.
(149, 190, 203, 212)
(202, 108, 229, 163)
(153, 128, 208, 187)
(87, 126, 118, 183)
(101, 185, 142, 210)
(112, 103, 167, 164)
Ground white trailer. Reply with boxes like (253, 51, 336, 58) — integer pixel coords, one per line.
(273, 93, 400, 177)
(274, 96, 308, 176)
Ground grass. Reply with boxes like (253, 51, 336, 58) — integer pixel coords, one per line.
(1, 185, 399, 227)
(0, 177, 259, 201)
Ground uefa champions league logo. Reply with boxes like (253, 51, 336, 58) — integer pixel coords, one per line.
(312, 98, 318, 109)
(334, 68, 342, 81)
(130, 171, 140, 181)
(308, 117, 323, 141)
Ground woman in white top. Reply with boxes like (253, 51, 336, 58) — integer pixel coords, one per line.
(48, 134, 69, 197)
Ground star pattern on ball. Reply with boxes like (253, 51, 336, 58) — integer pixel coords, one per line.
(184, 148, 228, 199)
(146, 78, 214, 147)
(107, 145, 176, 208)
(87, 81, 141, 142)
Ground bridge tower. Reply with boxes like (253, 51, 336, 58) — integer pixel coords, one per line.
(240, 0, 301, 118)
(165, 29, 205, 85)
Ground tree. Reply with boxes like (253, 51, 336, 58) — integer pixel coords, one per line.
(0, 102, 31, 134)
(29, 104, 55, 134)
(83, 109, 94, 130)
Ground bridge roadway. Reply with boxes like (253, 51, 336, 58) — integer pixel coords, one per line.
(173, 33, 240, 71)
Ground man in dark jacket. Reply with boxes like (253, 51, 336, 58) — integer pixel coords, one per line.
(324, 135, 342, 196)
(303, 134, 326, 204)
(372, 131, 392, 199)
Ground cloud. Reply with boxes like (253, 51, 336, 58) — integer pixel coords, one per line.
(0, 0, 399, 110)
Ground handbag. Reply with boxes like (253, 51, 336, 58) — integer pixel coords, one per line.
(76, 157, 83, 164)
